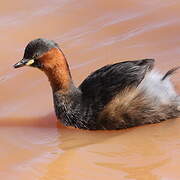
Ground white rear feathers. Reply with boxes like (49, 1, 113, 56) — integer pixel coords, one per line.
(138, 70, 177, 104)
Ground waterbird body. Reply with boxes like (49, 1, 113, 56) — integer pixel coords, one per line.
(14, 38, 180, 130)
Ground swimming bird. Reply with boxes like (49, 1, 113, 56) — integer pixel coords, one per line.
(13, 38, 180, 130)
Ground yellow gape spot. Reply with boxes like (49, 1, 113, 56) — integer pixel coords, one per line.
(26, 59, 34, 66)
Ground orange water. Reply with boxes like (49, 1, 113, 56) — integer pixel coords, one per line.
(0, 0, 180, 179)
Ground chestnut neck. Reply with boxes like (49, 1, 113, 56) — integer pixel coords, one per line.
(39, 48, 74, 92)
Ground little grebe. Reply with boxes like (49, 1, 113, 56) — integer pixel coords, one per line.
(13, 38, 180, 130)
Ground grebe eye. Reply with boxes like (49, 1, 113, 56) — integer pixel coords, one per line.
(33, 54, 38, 59)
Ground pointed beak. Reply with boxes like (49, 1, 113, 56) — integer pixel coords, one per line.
(13, 59, 34, 68)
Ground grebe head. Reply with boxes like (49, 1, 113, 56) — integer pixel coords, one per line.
(13, 38, 60, 69)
